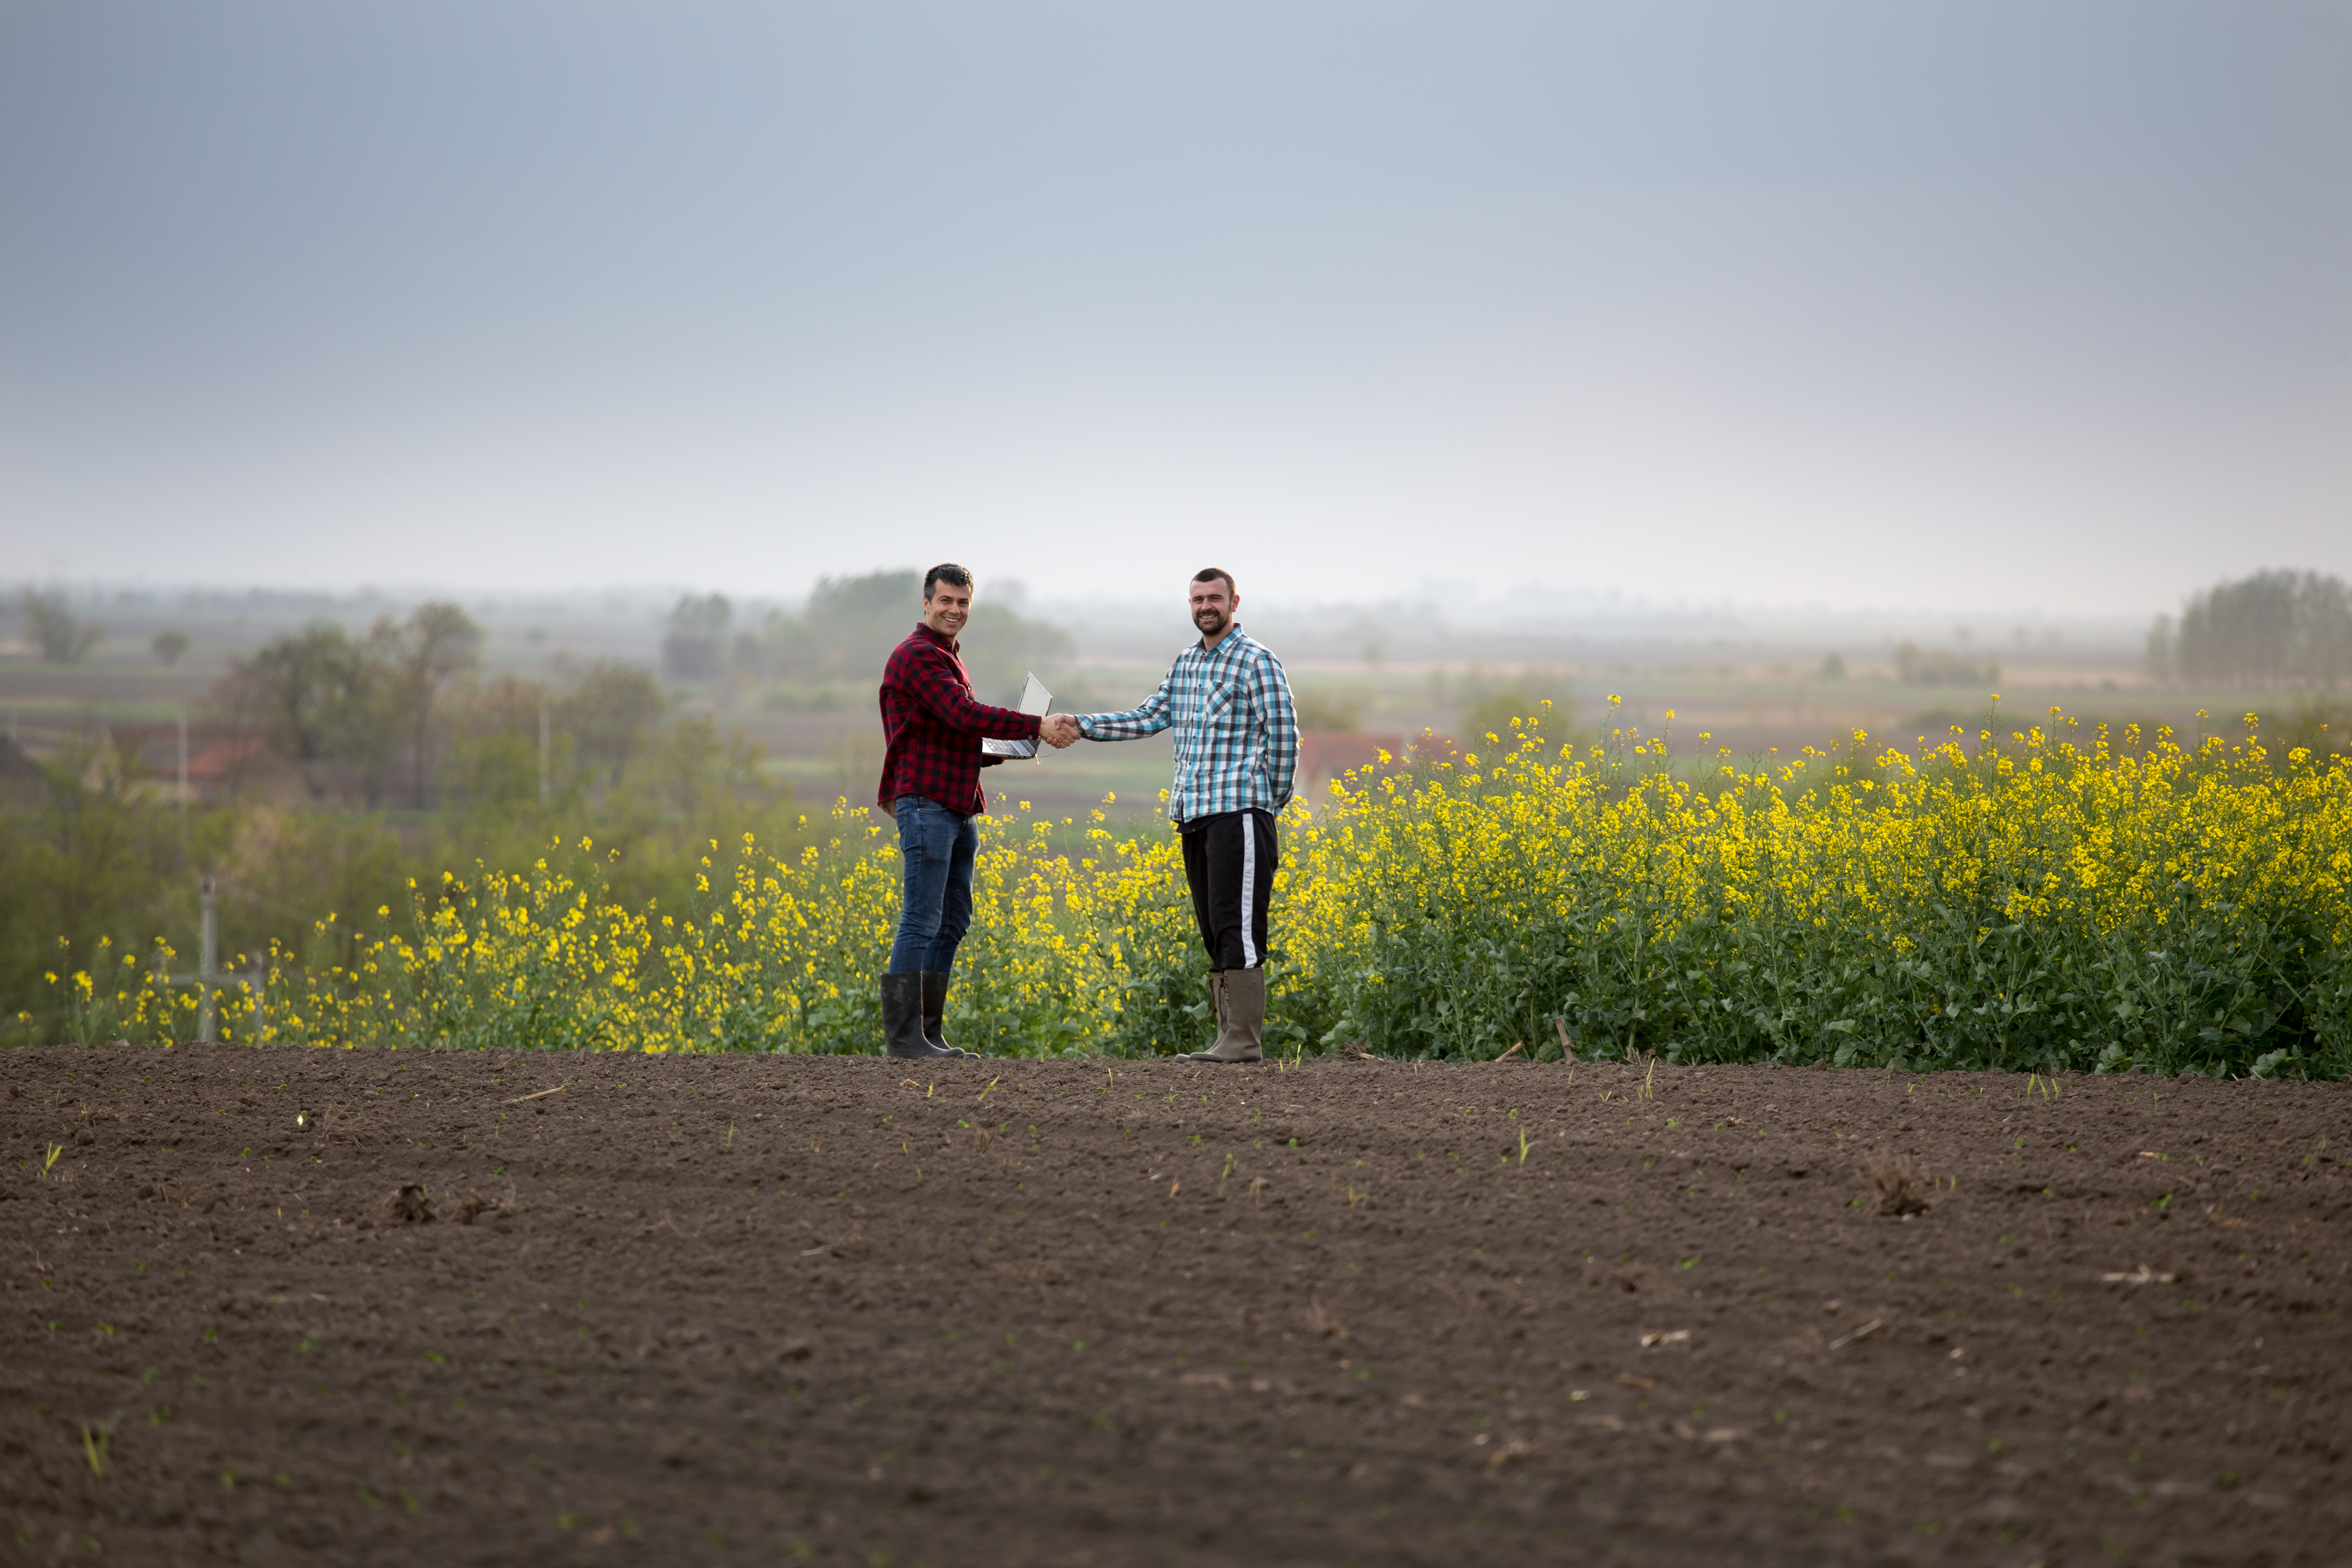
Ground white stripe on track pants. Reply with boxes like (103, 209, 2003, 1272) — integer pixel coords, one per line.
(1179, 808, 1277, 971)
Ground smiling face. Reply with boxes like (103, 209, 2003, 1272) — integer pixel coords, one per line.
(1189, 576, 1236, 643)
(924, 580, 972, 639)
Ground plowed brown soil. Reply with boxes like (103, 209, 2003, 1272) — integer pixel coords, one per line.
(5, 1047, 2347, 1567)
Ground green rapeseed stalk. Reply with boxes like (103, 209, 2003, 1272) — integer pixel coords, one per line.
(47, 709, 2336, 1075)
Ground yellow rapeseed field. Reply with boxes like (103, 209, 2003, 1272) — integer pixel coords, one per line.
(42, 705, 2352, 1075)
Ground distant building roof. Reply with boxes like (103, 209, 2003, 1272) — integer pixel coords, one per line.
(186, 734, 268, 783)
(0, 736, 45, 783)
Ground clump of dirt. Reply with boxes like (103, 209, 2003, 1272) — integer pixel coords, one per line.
(1581, 1255, 1681, 1294)
(1858, 1148, 1933, 1216)
(3, 1045, 2346, 1567)
(437, 1186, 501, 1224)
(377, 1182, 434, 1223)
(376, 1182, 505, 1225)
(1305, 1298, 1348, 1340)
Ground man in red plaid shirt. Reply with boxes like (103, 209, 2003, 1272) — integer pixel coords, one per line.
(873, 564, 1074, 1059)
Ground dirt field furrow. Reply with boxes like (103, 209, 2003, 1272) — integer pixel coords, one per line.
(4, 1047, 2346, 1566)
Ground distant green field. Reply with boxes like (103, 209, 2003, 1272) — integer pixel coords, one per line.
(771, 727, 1182, 825)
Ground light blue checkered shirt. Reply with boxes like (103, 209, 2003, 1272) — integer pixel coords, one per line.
(1075, 628, 1299, 823)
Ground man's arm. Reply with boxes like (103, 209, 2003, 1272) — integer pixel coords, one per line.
(1074, 669, 1175, 742)
(898, 644, 1039, 740)
(1253, 650, 1299, 810)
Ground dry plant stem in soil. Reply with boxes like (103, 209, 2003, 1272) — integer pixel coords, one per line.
(3, 1047, 2347, 1567)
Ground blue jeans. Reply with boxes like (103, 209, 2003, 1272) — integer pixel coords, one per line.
(888, 794, 979, 975)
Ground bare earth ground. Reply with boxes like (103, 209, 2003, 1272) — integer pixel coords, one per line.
(4, 1047, 2346, 1568)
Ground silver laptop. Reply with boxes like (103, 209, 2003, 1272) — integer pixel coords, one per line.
(980, 672, 1054, 759)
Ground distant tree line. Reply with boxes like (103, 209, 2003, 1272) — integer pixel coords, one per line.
(17, 590, 105, 664)
(1893, 642, 1999, 688)
(216, 603, 485, 807)
(12, 589, 202, 667)
(2145, 570, 2352, 688)
(214, 603, 704, 812)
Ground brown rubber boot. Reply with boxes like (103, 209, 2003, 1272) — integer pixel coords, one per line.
(920, 971, 978, 1059)
(1179, 968, 1263, 1064)
(1176, 972, 1224, 1061)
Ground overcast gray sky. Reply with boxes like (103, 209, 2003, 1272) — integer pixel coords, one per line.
(3, 1, 2346, 614)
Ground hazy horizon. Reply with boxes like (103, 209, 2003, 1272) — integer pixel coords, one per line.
(0, 571, 2165, 640)
(6, 2, 2348, 614)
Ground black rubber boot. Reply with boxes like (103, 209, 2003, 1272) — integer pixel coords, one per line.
(882, 973, 951, 1059)
(921, 971, 978, 1059)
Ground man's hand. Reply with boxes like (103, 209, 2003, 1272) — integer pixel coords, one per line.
(1041, 713, 1081, 748)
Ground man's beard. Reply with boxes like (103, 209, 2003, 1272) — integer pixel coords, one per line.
(1194, 608, 1229, 638)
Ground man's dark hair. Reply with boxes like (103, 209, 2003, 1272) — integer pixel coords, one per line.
(923, 563, 974, 599)
(1191, 567, 1236, 597)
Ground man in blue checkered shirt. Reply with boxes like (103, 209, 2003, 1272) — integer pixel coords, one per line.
(1063, 567, 1298, 1063)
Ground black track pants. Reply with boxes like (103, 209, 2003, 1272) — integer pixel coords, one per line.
(1179, 809, 1278, 972)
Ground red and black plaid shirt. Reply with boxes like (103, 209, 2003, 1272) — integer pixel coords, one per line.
(875, 622, 1039, 814)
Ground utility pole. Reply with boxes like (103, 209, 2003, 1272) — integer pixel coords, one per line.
(197, 875, 219, 1044)
(177, 706, 189, 813)
(539, 699, 550, 808)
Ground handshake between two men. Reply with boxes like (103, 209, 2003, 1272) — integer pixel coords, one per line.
(875, 563, 1295, 1065)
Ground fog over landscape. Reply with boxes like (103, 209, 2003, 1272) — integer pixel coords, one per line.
(7, 1, 2349, 844)
(5, 1, 2348, 612)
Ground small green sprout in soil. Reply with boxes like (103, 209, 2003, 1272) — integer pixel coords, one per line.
(80, 1422, 109, 1477)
